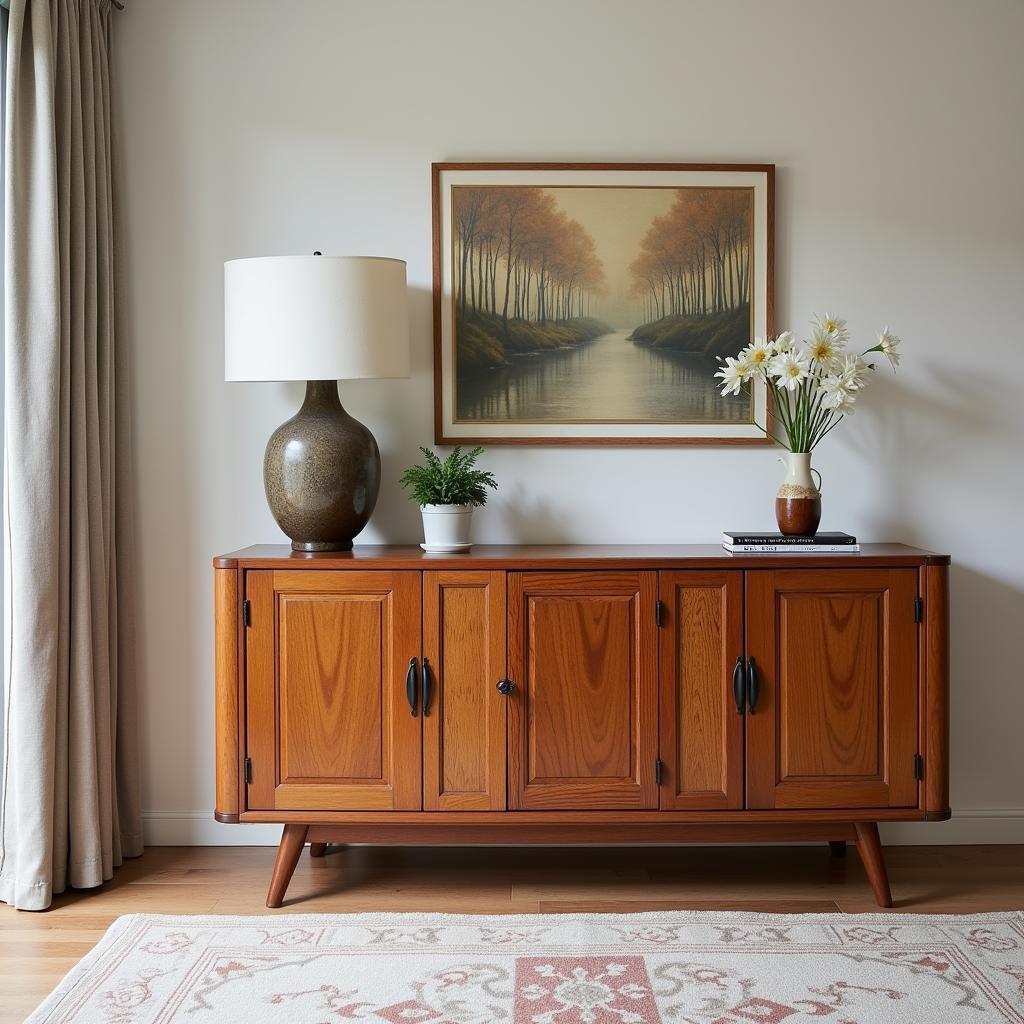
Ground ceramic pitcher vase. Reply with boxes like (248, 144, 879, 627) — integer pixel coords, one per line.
(775, 452, 822, 536)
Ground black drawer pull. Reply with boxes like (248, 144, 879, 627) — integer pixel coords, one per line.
(421, 657, 432, 716)
(406, 657, 419, 716)
(732, 656, 745, 714)
(746, 656, 759, 713)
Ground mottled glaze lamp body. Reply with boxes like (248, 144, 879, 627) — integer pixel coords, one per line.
(225, 255, 409, 551)
(263, 381, 380, 551)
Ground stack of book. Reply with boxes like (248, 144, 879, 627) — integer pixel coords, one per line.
(722, 531, 860, 553)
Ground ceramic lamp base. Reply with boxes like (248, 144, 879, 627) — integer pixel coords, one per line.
(263, 380, 380, 551)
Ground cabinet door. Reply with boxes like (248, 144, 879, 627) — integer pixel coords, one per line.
(745, 569, 919, 810)
(508, 571, 658, 810)
(422, 571, 506, 810)
(658, 571, 744, 809)
(245, 569, 422, 811)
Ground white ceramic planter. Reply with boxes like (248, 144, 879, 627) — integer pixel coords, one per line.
(420, 504, 474, 552)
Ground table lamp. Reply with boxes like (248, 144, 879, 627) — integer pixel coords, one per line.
(225, 254, 410, 550)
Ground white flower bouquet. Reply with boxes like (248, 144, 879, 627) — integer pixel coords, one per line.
(715, 314, 900, 452)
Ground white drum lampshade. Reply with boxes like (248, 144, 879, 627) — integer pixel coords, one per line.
(225, 255, 410, 381)
(223, 253, 410, 552)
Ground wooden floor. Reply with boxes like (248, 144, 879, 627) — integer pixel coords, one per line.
(1, 843, 1022, 1022)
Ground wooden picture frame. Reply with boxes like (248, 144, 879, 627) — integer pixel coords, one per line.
(432, 162, 775, 446)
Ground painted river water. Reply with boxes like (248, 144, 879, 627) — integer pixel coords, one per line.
(456, 329, 751, 423)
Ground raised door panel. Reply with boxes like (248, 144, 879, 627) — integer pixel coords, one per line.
(658, 571, 744, 810)
(745, 569, 919, 810)
(245, 569, 421, 811)
(508, 571, 658, 810)
(423, 571, 507, 810)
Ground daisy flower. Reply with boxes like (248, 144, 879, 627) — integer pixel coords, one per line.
(768, 350, 811, 391)
(710, 312, 902, 452)
(875, 327, 901, 369)
(742, 337, 774, 372)
(819, 370, 858, 414)
(835, 353, 871, 390)
(813, 312, 849, 343)
(714, 355, 749, 396)
(807, 326, 846, 366)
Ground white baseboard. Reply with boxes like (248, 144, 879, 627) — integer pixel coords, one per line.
(143, 812, 283, 846)
(881, 808, 1024, 845)
(143, 809, 1024, 848)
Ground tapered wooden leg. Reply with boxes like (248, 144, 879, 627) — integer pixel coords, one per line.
(309, 842, 328, 858)
(854, 822, 893, 907)
(267, 825, 308, 908)
(829, 840, 848, 857)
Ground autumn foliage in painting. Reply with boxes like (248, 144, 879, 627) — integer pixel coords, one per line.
(453, 187, 610, 369)
(451, 184, 754, 373)
(628, 189, 751, 356)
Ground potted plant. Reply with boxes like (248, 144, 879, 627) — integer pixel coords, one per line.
(399, 446, 497, 551)
(714, 314, 901, 535)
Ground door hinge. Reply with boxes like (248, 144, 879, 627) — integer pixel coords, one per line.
(913, 753, 923, 780)
(655, 757, 664, 785)
(655, 600, 665, 627)
(914, 596, 924, 623)
(242, 599, 251, 627)
(243, 756, 253, 784)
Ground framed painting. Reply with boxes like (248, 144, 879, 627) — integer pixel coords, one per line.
(432, 162, 774, 445)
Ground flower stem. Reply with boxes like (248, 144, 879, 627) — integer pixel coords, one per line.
(740, 382, 788, 447)
(806, 389, 830, 449)
(814, 412, 843, 447)
(775, 384, 797, 449)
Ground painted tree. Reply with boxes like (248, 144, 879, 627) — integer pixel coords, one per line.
(629, 189, 751, 320)
(452, 187, 606, 325)
(453, 187, 494, 317)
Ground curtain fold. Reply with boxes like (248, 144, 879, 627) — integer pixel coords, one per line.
(1, 0, 140, 912)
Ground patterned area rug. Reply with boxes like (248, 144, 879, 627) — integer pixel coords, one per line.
(27, 911, 1024, 1023)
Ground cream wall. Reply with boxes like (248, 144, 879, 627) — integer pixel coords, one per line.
(114, 0, 1024, 845)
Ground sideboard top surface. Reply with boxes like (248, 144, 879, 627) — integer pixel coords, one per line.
(214, 543, 950, 570)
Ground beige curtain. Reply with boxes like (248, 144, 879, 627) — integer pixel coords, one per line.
(1, 0, 140, 911)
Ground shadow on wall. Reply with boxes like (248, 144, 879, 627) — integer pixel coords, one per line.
(946, 565, 1024, 805)
(839, 361, 1006, 543)
(491, 480, 577, 544)
(353, 283, 436, 545)
(838, 359, 1024, 807)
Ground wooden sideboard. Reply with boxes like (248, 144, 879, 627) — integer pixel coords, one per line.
(213, 544, 950, 908)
